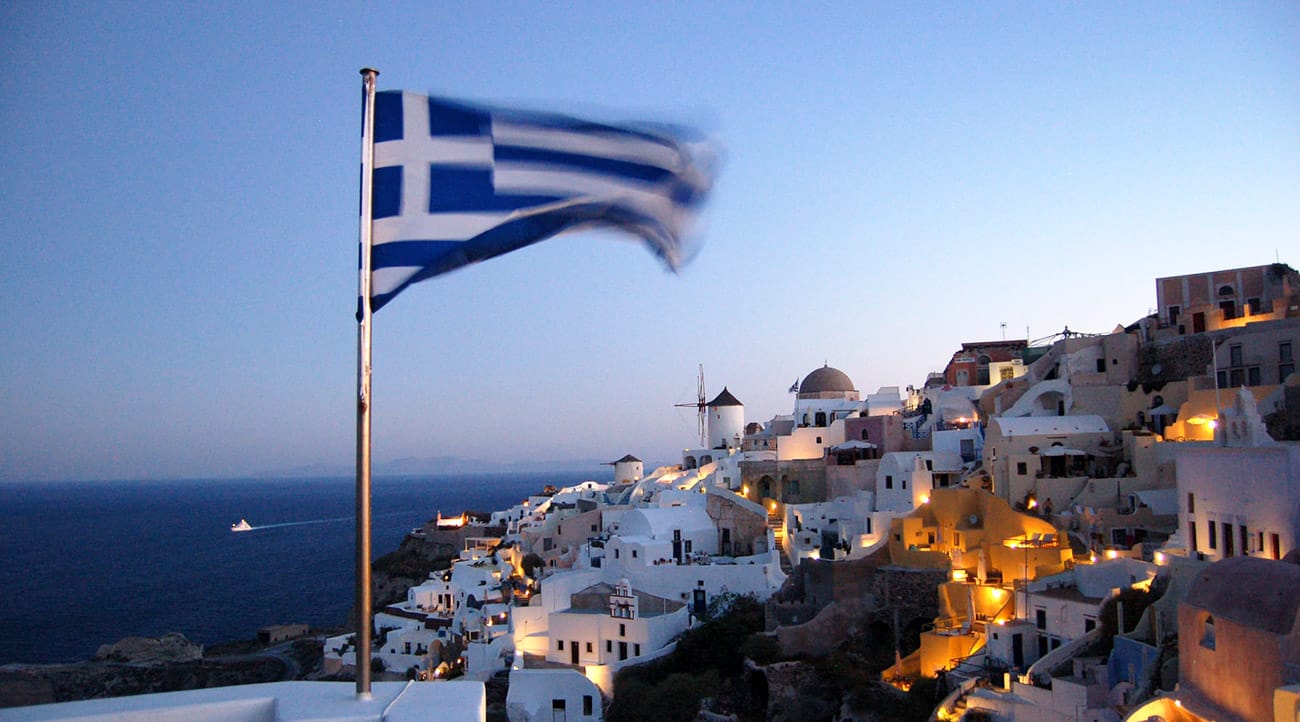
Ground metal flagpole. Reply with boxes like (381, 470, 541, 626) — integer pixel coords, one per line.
(355, 66, 379, 699)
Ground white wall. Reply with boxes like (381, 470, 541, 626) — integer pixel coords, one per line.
(1176, 444, 1300, 561)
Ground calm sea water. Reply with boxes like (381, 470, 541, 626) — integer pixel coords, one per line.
(0, 472, 586, 664)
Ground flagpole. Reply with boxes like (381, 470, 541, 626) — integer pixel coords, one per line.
(355, 66, 379, 700)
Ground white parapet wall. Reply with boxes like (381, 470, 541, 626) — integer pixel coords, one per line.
(0, 681, 486, 722)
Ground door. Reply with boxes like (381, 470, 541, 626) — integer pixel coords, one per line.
(618, 641, 628, 661)
(1012, 633, 1024, 668)
(570, 641, 579, 665)
(1192, 312, 1206, 333)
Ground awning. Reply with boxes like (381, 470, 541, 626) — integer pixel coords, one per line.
(1040, 447, 1085, 457)
(830, 440, 878, 451)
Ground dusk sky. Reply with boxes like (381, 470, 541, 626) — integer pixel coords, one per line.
(1, 2, 1297, 482)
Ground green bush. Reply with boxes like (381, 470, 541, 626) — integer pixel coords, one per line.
(740, 633, 781, 665)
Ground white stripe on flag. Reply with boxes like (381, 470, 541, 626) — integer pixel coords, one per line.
(494, 168, 681, 218)
(373, 266, 421, 297)
(492, 121, 682, 169)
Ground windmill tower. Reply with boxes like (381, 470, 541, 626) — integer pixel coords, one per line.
(675, 364, 707, 448)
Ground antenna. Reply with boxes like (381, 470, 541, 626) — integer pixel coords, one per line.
(675, 364, 707, 448)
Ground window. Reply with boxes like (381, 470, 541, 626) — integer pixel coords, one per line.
(861, 429, 870, 441)
(606, 640, 612, 653)
(1035, 609, 1047, 630)
(1017, 462, 1028, 475)
(586, 642, 593, 653)
(885, 475, 893, 490)
(901, 478, 907, 489)
(1223, 522, 1234, 556)
(1084, 618, 1096, 633)
(1189, 521, 1198, 553)
(1240, 525, 1249, 555)
(1208, 521, 1217, 550)
(619, 624, 625, 637)
(1248, 367, 1260, 386)
(1187, 493, 1194, 514)
(1096, 358, 1106, 373)
(1201, 615, 1216, 650)
(1230, 344, 1243, 367)
(1247, 297, 1261, 315)
(631, 549, 637, 558)
(634, 643, 641, 656)
(1281, 342, 1295, 381)
(1167, 305, 1180, 327)
(583, 696, 593, 716)
(815, 436, 822, 444)
(557, 640, 564, 651)
(1272, 533, 1282, 560)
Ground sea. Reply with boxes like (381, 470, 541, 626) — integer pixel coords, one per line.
(0, 471, 589, 665)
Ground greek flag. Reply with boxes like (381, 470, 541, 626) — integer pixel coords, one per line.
(366, 91, 715, 312)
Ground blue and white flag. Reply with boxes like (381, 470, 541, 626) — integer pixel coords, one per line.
(365, 91, 715, 312)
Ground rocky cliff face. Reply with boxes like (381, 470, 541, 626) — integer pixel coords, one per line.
(0, 633, 286, 709)
(94, 633, 203, 665)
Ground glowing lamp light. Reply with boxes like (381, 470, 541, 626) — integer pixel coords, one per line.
(1105, 549, 1120, 560)
(951, 569, 968, 581)
(1208, 420, 1218, 429)
(919, 493, 930, 505)
(1154, 551, 1167, 565)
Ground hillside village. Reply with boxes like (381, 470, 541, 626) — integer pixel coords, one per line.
(310, 262, 1300, 722)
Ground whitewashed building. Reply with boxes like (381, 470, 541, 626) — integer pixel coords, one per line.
(506, 669, 602, 722)
(1173, 388, 1299, 562)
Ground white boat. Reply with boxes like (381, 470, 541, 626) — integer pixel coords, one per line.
(231, 519, 253, 532)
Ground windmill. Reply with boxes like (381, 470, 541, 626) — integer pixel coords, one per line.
(675, 364, 707, 448)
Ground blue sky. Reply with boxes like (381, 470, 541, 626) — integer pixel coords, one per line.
(1, 2, 1296, 481)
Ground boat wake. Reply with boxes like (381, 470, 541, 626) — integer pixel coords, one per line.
(228, 510, 411, 533)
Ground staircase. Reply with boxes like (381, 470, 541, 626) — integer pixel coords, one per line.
(768, 507, 793, 575)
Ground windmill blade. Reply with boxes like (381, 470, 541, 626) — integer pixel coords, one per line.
(673, 363, 707, 448)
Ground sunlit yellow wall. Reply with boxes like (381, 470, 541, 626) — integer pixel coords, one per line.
(888, 488, 1068, 575)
